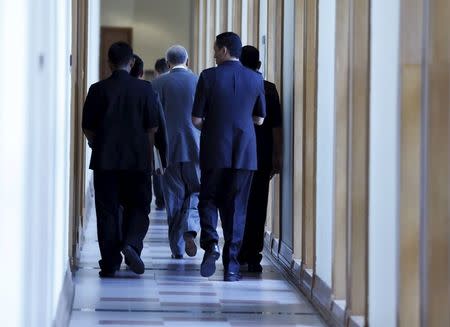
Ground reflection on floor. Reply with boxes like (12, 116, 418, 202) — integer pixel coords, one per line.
(69, 203, 326, 327)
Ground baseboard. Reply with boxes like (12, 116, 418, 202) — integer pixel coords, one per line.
(264, 234, 354, 327)
(348, 315, 365, 327)
(53, 263, 75, 327)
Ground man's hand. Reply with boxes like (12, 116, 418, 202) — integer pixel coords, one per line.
(192, 116, 203, 130)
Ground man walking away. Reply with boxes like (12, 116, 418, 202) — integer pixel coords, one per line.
(152, 45, 200, 259)
(238, 45, 282, 273)
(82, 42, 160, 278)
(149, 57, 170, 209)
(154, 58, 169, 77)
(192, 32, 266, 281)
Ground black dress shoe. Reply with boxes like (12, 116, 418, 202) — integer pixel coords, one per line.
(122, 245, 145, 274)
(224, 271, 241, 282)
(99, 270, 116, 278)
(248, 263, 263, 273)
(200, 243, 220, 277)
(184, 233, 197, 257)
(171, 254, 183, 259)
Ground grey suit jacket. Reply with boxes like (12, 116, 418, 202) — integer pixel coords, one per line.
(152, 68, 199, 166)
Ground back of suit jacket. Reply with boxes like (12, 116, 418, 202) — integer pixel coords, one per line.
(192, 61, 266, 171)
(152, 68, 199, 165)
(82, 70, 160, 171)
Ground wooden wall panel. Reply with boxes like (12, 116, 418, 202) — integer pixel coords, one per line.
(191, 0, 200, 73)
(266, 0, 282, 239)
(205, 0, 216, 68)
(69, 0, 88, 269)
(301, 0, 318, 270)
(332, 0, 350, 302)
(292, 0, 305, 259)
(423, 0, 450, 325)
(398, 0, 423, 326)
(347, 0, 370, 319)
(233, 0, 242, 35)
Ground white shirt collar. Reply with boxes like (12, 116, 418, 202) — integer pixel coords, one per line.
(172, 64, 188, 70)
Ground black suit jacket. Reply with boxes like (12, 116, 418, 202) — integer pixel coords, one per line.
(148, 84, 168, 169)
(82, 70, 160, 171)
(255, 80, 282, 171)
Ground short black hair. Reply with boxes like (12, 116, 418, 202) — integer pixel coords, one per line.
(216, 32, 242, 58)
(240, 45, 260, 70)
(154, 58, 169, 74)
(130, 54, 144, 78)
(108, 41, 133, 67)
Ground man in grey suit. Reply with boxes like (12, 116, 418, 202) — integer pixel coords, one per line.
(152, 45, 200, 259)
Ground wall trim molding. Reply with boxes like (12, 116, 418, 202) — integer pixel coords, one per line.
(264, 231, 349, 327)
(53, 263, 75, 327)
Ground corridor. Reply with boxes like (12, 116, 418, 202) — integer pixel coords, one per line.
(1, 0, 449, 326)
(69, 203, 325, 327)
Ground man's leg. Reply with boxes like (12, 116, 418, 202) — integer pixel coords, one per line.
(219, 169, 253, 280)
(180, 162, 201, 256)
(199, 169, 221, 277)
(120, 171, 152, 274)
(161, 164, 185, 257)
(239, 170, 271, 271)
(93, 170, 122, 275)
(199, 169, 221, 249)
(153, 174, 165, 209)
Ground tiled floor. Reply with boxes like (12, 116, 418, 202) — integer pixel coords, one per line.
(69, 203, 326, 327)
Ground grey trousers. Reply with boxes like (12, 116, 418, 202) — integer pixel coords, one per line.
(161, 162, 201, 256)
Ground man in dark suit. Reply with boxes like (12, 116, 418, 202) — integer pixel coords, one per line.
(192, 32, 266, 282)
(152, 45, 200, 259)
(150, 59, 170, 210)
(154, 58, 169, 76)
(238, 45, 282, 273)
(131, 54, 169, 209)
(82, 42, 160, 278)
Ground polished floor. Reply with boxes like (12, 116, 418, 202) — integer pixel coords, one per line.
(69, 201, 326, 327)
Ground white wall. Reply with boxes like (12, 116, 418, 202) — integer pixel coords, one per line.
(0, 1, 28, 325)
(369, 0, 400, 325)
(0, 0, 72, 325)
(315, 0, 336, 286)
(101, 0, 194, 72)
(86, 0, 101, 220)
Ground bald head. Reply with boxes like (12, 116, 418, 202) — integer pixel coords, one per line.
(166, 45, 189, 67)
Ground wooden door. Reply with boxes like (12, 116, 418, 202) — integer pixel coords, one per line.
(100, 27, 133, 80)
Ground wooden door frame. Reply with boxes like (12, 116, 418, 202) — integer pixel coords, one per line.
(69, 0, 89, 270)
(99, 26, 133, 80)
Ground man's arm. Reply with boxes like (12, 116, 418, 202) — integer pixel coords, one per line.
(192, 72, 207, 130)
(83, 129, 96, 147)
(146, 127, 158, 171)
(271, 127, 283, 175)
(154, 93, 168, 168)
(81, 84, 101, 147)
(252, 77, 266, 126)
(268, 82, 283, 177)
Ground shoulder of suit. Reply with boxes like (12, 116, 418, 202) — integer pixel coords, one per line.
(200, 67, 215, 76)
(264, 80, 276, 88)
(138, 79, 154, 90)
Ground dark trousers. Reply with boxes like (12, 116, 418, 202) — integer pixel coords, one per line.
(239, 170, 271, 264)
(94, 170, 152, 271)
(152, 175, 165, 207)
(199, 168, 253, 273)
